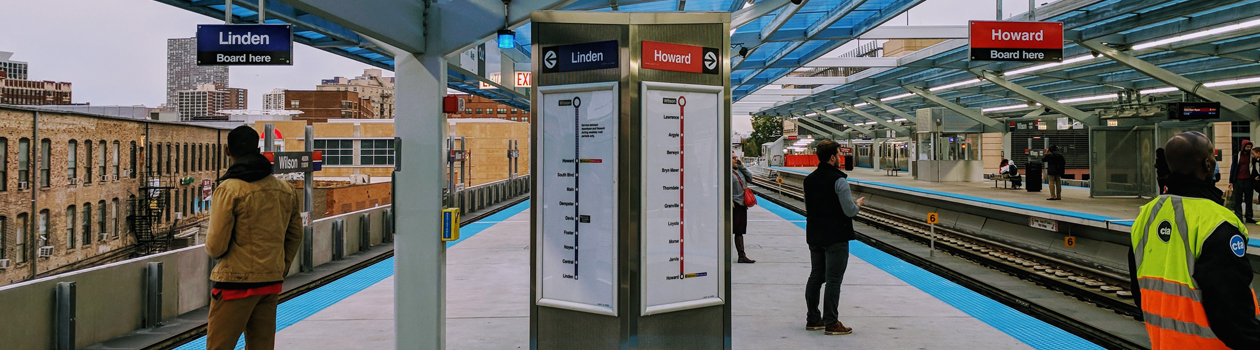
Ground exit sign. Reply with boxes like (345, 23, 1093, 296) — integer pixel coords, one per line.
(515, 72, 532, 87)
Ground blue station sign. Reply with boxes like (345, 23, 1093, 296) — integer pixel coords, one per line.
(196, 24, 293, 66)
(540, 40, 618, 73)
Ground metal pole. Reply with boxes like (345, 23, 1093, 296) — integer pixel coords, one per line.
(224, 0, 233, 23)
(303, 125, 314, 272)
(1028, 0, 1035, 21)
(257, 0, 265, 23)
(448, 136, 455, 207)
(264, 124, 275, 153)
(997, 0, 1003, 20)
(930, 223, 936, 257)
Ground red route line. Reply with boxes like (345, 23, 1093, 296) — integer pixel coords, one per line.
(678, 96, 685, 277)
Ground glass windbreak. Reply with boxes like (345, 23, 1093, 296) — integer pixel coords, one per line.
(939, 134, 979, 161)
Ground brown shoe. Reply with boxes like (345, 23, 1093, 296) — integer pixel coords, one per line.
(824, 322, 852, 335)
(805, 321, 825, 330)
(737, 257, 756, 264)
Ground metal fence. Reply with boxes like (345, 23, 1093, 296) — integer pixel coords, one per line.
(0, 176, 530, 350)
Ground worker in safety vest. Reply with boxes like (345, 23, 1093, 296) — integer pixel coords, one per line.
(1129, 131, 1260, 349)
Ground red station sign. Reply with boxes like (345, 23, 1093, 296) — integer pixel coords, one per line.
(641, 41, 720, 74)
(969, 21, 1063, 62)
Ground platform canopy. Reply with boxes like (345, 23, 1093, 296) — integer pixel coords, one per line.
(763, 0, 1260, 132)
(156, 0, 932, 116)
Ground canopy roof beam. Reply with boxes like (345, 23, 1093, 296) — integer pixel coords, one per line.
(901, 85, 1004, 131)
(810, 108, 872, 135)
(860, 96, 917, 123)
(1077, 39, 1259, 122)
(793, 119, 835, 138)
(840, 104, 909, 132)
(973, 69, 1099, 125)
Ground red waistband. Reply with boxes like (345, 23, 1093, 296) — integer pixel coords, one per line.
(212, 283, 283, 301)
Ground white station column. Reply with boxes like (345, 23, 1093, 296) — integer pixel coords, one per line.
(394, 52, 448, 350)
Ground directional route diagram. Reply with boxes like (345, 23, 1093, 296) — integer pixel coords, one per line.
(641, 82, 725, 315)
(536, 82, 619, 316)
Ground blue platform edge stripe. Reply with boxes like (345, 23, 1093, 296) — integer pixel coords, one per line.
(173, 200, 532, 350)
(772, 166, 1122, 222)
(756, 196, 1104, 350)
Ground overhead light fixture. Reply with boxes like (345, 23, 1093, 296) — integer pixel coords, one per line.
(929, 79, 984, 92)
(497, 0, 515, 49)
(1133, 18, 1260, 51)
(881, 93, 914, 102)
(853, 102, 869, 108)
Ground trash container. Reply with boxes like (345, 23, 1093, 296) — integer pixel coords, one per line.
(844, 155, 855, 171)
(1025, 161, 1043, 192)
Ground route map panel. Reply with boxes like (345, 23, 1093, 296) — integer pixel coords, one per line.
(536, 82, 619, 316)
(640, 82, 726, 315)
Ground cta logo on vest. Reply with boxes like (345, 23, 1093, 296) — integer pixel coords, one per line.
(1230, 234, 1247, 257)
(969, 21, 1063, 62)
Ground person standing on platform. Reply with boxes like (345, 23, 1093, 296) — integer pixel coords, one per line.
(731, 155, 756, 264)
(1155, 148, 1170, 194)
(1129, 131, 1260, 349)
(803, 140, 865, 336)
(1229, 140, 1255, 223)
(205, 126, 305, 350)
(1042, 146, 1066, 200)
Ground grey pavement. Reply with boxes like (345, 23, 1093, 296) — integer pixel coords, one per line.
(275, 207, 1035, 349)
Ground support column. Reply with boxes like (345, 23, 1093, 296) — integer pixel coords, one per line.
(394, 52, 447, 350)
(1076, 39, 1259, 122)
(810, 109, 872, 135)
(973, 69, 1099, 125)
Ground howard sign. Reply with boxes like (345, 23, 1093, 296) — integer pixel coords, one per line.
(197, 24, 293, 66)
(969, 21, 1063, 62)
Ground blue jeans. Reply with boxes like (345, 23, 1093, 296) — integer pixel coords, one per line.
(806, 241, 850, 325)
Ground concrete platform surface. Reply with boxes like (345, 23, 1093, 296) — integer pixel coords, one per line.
(258, 203, 1099, 350)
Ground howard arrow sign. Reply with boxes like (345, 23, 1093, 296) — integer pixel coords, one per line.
(541, 40, 618, 73)
(641, 41, 719, 75)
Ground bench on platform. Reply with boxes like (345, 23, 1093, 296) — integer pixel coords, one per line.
(882, 165, 900, 176)
(984, 173, 1022, 189)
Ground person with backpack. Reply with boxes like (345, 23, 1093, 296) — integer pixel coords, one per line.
(732, 155, 756, 263)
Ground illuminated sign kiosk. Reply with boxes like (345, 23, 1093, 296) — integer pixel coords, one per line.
(531, 11, 732, 350)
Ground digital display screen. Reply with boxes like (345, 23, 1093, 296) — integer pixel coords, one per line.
(1170, 102, 1221, 120)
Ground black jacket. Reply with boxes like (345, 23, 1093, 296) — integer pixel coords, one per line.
(1127, 173, 1260, 349)
(1042, 152, 1066, 176)
(804, 164, 855, 247)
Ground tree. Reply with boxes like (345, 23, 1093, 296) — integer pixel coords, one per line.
(742, 138, 761, 157)
(747, 114, 783, 158)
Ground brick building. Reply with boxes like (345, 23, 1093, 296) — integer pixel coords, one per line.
(284, 90, 375, 123)
(1, 70, 72, 106)
(447, 94, 530, 123)
(0, 106, 229, 286)
(252, 118, 529, 186)
(317, 69, 395, 118)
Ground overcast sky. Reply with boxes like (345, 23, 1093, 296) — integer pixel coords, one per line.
(0, 0, 378, 109)
(1, 0, 1045, 128)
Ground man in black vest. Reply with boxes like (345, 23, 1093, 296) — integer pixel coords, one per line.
(803, 140, 865, 335)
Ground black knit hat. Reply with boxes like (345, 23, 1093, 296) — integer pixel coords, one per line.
(1049, 145, 1059, 152)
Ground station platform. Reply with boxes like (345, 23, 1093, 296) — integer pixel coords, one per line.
(771, 166, 1260, 250)
(172, 198, 1105, 350)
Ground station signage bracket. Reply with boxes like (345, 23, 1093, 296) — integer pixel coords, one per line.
(196, 24, 293, 66)
(969, 21, 1063, 63)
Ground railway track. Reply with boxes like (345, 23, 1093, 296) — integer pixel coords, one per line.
(747, 172, 1145, 350)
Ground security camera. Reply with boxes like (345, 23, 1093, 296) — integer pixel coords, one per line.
(739, 47, 749, 58)
(1045, 107, 1052, 113)
(791, 0, 804, 4)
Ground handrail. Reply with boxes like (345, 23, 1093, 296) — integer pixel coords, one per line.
(0, 173, 533, 350)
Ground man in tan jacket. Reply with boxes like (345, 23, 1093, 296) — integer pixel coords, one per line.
(206, 126, 303, 350)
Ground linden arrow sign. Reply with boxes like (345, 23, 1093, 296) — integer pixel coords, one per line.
(969, 21, 1063, 62)
(540, 40, 618, 73)
(197, 24, 293, 66)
